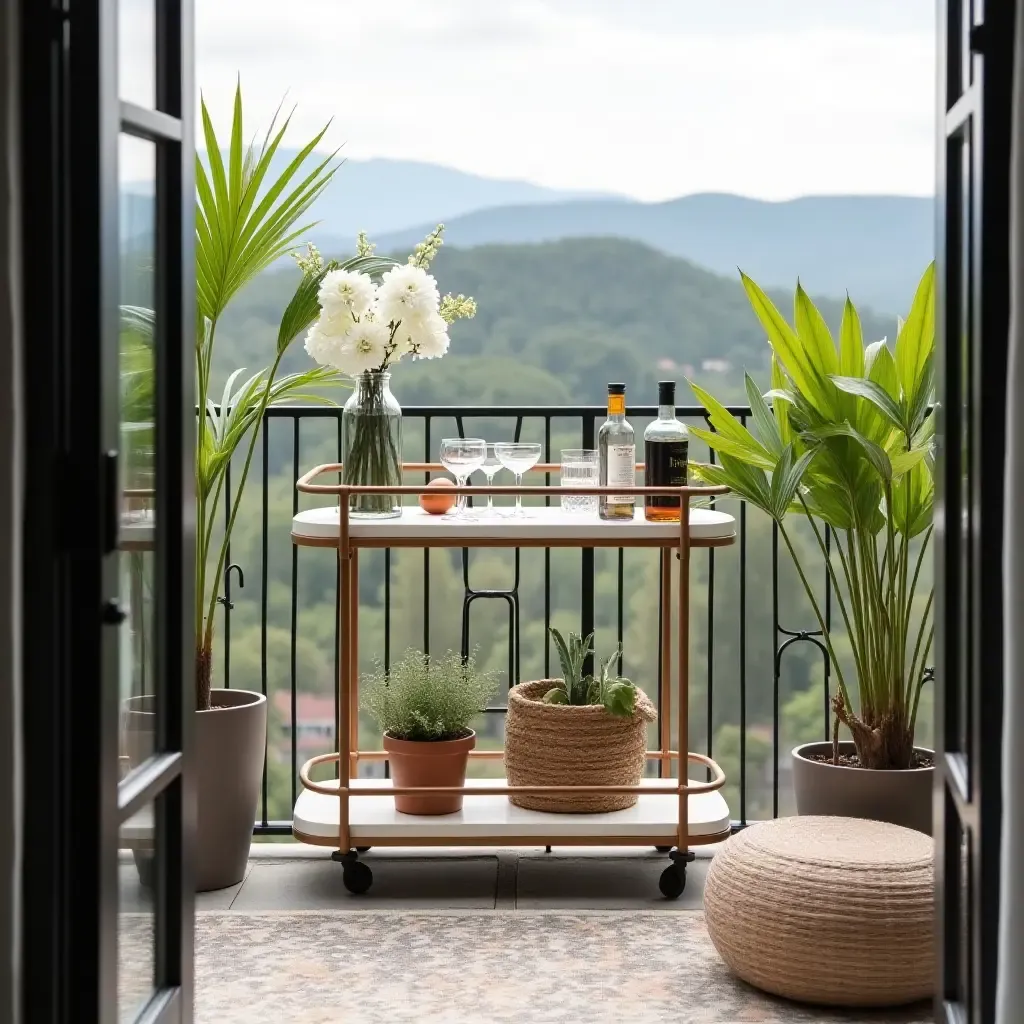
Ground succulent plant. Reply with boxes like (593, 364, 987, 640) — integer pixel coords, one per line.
(542, 627, 638, 717)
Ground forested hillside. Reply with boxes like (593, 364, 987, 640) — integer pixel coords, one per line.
(215, 237, 898, 409)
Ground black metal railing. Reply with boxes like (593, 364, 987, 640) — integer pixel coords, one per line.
(213, 403, 851, 836)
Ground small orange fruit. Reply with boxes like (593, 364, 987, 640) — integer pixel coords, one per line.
(419, 477, 457, 515)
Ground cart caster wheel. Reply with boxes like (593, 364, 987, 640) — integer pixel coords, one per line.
(343, 860, 373, 895)
(654, 846, 673, 854)
(355, 846, 371, 853)
(659, 863, 686, 900)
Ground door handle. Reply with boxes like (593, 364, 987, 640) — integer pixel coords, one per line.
(103, 450, 119, 554)
(102, 599, 127, 625)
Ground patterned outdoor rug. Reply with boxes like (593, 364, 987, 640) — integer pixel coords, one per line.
(185, 911, 932, 1024)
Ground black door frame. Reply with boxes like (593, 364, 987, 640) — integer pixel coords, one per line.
(935, 2, 1016, 1022)
(19, 1, 195, 1021)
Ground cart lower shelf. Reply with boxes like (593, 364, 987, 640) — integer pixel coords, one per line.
(292, 777, 731, 847)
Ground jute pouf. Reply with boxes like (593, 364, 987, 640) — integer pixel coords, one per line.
(504, 680, 657, 812)
(704, 816, 933, 1007)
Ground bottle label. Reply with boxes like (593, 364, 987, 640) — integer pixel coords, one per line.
(607, 444, 636, 505)
(645, 439, 688, 508)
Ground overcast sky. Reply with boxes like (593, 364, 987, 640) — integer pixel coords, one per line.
(122, 0, 936, 201)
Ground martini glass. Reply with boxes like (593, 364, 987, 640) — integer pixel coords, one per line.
(494, 442, 541, 517)
(465, 444, 503, 518)
(439, 438, 486, 516)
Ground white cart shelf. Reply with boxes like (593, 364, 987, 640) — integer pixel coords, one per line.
(290, 465, 736, 898)
(292, 505, 737, 546)
(294, 777, 731, 844)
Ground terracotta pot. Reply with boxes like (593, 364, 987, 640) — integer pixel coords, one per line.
(792, 740, 934, 835)
(382, 730, 475, 815)
(122, 689, 267, 891)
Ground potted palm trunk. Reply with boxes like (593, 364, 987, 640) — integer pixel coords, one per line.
(362, 650, 497, 814)
(123, 86, 399, 890)
(504, 628, 657, 812)
(689, 264, 936, 833)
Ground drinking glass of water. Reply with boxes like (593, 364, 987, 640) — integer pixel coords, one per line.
(493, 442, 541, 517)
(560, 449, 599, 514)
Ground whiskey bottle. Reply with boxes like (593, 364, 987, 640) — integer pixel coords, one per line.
(644, 381, 688, 522)
(599, 383, 636, 520)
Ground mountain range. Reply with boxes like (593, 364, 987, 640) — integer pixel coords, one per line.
(128, 152, 934, 313)
(361, 192, 933, 314)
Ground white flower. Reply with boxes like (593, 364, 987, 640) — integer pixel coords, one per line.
(304, 316, 347, 368)
(334, 319, 391, 375)
(407, 311, 451, 360)
(318, 269, 376, 318)
(376, 264, 440, 324)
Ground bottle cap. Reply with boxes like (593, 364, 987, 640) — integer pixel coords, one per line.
(658, 381, 676, 404)
(607, 383, 626, 395)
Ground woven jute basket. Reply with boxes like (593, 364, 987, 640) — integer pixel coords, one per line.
(704, 816, 934, 1007)
(503, 679, 657, 812)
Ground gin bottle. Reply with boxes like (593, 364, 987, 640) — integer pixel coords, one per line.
(599, 383, 636, 521)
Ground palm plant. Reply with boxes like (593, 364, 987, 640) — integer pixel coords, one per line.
(194, 85, 398, 710)
(688, 264, 936, 770)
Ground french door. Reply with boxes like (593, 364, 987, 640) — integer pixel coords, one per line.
(20, 1, 196, 1021)
(935, 1, 1016, 1021)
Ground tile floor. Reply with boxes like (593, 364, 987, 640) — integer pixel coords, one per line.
(120, 844, 713, 912)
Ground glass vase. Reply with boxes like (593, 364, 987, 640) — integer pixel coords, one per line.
(341, 371, 403, 519)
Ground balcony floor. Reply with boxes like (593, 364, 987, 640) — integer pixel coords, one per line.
(121, 846, 932, 1023)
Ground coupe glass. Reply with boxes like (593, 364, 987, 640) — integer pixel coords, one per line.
(439, 438, 487, 515)
(493, 442, 542, 517)
(465, 444, 503, 518)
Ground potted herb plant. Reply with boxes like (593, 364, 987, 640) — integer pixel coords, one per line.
(362, 649, 498, 815)
(123, 85, 400, 891)
(503, 628, 657, 812)
(688, 264, 936, 833)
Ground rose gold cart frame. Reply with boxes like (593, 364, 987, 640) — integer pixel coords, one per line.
(291, 463, 733, 865)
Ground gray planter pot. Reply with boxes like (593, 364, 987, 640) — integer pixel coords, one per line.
(792, 740, 933, 835)
(122, 688, 267, 891)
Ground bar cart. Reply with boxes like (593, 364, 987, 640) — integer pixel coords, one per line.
(290, 466, 735, 898)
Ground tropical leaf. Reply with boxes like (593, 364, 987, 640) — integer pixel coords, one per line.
(688, 380, 776, 467)
(793, 282, 839, 378)
(890, 447, 928, 478)
(859, 340, 900, 443)
(740, 271, 838, 418)
(687, 425, 775, 470)
(830, 375, 905, 433)
(769, 355, 792, 447)
(744, 373, 783, 457)
(807, 422, 892, 485)
(690, 456, 773, 518)
(769, 444, 817, 520)
(905, 353, 935, 436)
(838, 296, 865, 378)
(895, 261, 936, 412)
(892, 461, 934, 538)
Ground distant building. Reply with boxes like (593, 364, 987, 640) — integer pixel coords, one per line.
(701, 358, 732, 373)
(271, 691, 335, 760)
(656, 357, 677, 371)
